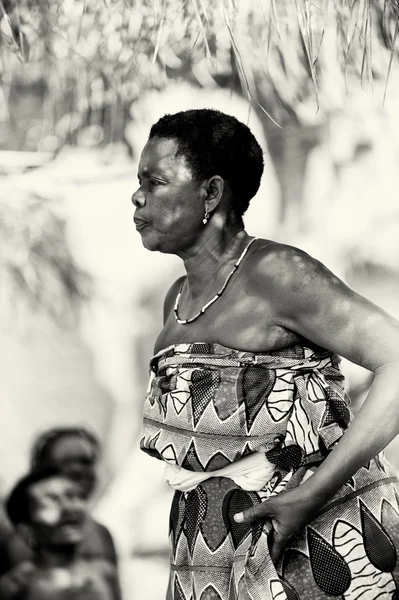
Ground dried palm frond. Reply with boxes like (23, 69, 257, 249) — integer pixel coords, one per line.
(0, 195, 92, 327)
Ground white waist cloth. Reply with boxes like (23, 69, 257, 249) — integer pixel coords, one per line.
(164, 449, 276, 492)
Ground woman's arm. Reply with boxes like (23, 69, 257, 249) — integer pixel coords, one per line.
(235, 244, 399, 560)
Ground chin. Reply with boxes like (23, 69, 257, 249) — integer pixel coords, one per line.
(139, 230, 184, 255)
(137, 230, 158, 252)
(54, 528, 85, 545)
(140, 234, 169, 253)
(141, 239, 160, 252)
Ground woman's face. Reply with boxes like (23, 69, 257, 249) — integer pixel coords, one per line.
(45, 435, 97, 499)
(28, 476, 87, 547)
(132, 137, 205, 254)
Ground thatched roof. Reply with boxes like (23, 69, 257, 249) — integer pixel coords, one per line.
(1, 1, 398, 124)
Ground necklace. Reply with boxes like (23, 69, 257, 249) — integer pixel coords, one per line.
(174, 237, 257, 325)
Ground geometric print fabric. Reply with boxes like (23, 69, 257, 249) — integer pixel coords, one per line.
(141, 342, 399, 599)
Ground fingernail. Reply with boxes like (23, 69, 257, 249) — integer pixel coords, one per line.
(234, 513, 243, 523)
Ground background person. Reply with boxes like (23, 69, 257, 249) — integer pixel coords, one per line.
(0, 467, 121, 600)
(30, 427, 118, 566)
(0, 427, 119, 587)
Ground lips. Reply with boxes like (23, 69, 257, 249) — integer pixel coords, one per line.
(134, 217, 149, 231)
(59, 514, 84, 527)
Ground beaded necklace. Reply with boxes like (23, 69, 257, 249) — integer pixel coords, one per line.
(173, 237, 257, 325)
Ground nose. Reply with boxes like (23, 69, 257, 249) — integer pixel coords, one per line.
(131, 187, 145, 208)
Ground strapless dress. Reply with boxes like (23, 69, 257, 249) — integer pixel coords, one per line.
(141, 342, 399, 600)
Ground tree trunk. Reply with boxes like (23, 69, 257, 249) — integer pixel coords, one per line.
(254, 84, 322, 236)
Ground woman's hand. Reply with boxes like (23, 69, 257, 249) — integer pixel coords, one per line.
(234, 485, 320, 564)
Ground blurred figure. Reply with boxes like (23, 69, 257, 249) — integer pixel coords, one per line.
(0, 467, 120, 599)
(31, 427, 118, 566)
(0, 428, 119, 589)
(30, 427, 100, 499)
(0, 503, 20, 571)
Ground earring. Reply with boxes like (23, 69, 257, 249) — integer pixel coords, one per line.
(202, 210, 209, 225)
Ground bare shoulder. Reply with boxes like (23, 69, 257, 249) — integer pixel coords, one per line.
(249, 239, 343, 293)
(246, 239, 355, 328)
(251, 239, 323, 274)
(86, 517, 114, 545)
(163, 275, 185, 323)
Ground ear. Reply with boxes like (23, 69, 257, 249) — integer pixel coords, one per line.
(202, 175, 225, 214)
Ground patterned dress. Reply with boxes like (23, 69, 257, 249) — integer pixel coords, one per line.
(141, 342, 399, 600)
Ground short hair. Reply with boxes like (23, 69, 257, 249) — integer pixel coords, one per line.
(30, 427, 100, 470)
(149, 109, 264, 226)
(6, 467, 67, 526)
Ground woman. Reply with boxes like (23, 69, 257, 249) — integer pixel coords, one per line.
(134, 108, 399, 600)
(0, 467, 121, 600)
(1, 428, 119, 589)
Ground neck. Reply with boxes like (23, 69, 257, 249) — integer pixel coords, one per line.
(180, 225, 249, 295)
(36, 544, 77, 568)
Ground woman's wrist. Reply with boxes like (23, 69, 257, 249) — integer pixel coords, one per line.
(294, 464, 344, 515)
